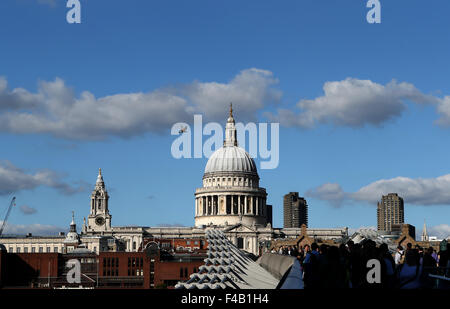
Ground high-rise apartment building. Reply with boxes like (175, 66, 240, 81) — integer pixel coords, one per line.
(377, 193, 404, 232)
(283, 192, 308, 228)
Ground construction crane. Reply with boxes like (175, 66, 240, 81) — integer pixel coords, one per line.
(0, 197, 16, 237)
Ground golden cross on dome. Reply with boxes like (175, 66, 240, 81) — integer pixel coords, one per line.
(229, 103, 233, 117)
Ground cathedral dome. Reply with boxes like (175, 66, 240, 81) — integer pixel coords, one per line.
(205, 146, 257, 175)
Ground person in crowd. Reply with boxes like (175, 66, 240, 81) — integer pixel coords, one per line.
(379, 243, 395, 288)
(396, 249, 423, 289)
(431, 248, 439, 265)
(395, 245, 404, 267)
(438, 241, 448, 269)
(421, 246, 437, 288)
(287, 246, 292, 256)
(406, 242, 413, 254)
(339, 243, 351, 288)
(326, 245, 347, 288)
(349, 243, 365, 288)
(299, 244, 309, 266)
(302, 242, 320, 289)
(291, 245, 299, 257)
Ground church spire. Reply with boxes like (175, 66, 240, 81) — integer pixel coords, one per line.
(224, 103, 237, 147)
(422, 220, 429, 241)
(96, 168, 104, 184)
(70, 211, 76, 233)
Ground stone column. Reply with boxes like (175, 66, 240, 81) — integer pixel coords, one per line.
(256, 197, 259, 216)
(244, 195, 248, 214)
(238, 195, 241, 214)
(231, 195, 235, 214)
(208, 195, 212, 215)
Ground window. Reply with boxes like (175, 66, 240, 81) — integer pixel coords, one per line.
(24, 247, 28, 253)
(54, 247, 58, 253)
(9, 247, 13, 252)
(31, 247, 35, 253)
(39, 247, 43, 253)
(16, 247, 21, 253)
(46, 247, 50, 253)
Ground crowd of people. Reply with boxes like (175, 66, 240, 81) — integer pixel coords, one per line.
(271, 240, 449, 289)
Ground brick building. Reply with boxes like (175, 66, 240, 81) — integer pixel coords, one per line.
(0, 239, 206, 289)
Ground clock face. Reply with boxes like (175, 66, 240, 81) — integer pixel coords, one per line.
(95, 216, 105, 226)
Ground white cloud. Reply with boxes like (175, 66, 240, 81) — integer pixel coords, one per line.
(268, 78, 438, 128)
(183, 68, 281, 122)
(19, 205, 37, 215)
(0, 160, 86, 195)
(0, 69, 280, 140)
(435, 96, 450, 127)
(352, 174, 450, 205)
(427, 224, 450, 240)
(0, 221, 65, 236)
(305, 183, 347, 207)
(307, 174, 450, 207)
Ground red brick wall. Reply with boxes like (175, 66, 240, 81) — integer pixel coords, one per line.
(14, 253, 59, 277)
(155, 260, 204, 288)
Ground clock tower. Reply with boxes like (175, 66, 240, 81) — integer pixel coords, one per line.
(87, 168, 112, 233)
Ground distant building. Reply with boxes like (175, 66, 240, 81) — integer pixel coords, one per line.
(283, 192, 308, 228)
(377, 193, 404, 233)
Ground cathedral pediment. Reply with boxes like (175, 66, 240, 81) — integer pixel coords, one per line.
(223, 223, 256, 233)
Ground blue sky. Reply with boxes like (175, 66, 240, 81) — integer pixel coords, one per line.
(0, 0, 449, 239)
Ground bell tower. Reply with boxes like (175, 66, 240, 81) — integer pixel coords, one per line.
(87, 168, 112, 233)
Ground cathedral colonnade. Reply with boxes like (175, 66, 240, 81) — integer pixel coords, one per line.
(195, 194, 266, 217)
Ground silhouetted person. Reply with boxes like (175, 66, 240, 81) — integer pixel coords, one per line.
(421, 247, 437, 288)
(379, 243, 395, 288)
(302, 243, 319, 289)
(397, 249, 422, 289)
